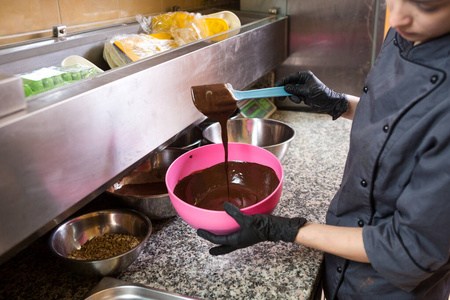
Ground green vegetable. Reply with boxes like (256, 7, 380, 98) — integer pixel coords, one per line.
(52, 75, 65, 86)
(23, 84, 33, 97)
(27, 80, 45, 93)
(71, 72, 81, 81)
(42, 78, 54, 89)
(61, 73, 73, 82)
(19, 64, 100, 97)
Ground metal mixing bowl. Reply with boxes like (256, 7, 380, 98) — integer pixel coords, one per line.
(106, 148, 185, 220)
(202, 118, 295, 161)
(49, 209, 152, 277)
(168, 125, 203, 151)
(107, 126, 203, 220)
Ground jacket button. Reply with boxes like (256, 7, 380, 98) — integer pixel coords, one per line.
(393, 38, 398, 46)
(337, 266, 343, 273)
(358, 219, 364, 227)
(360, 179, 368, 187)
(363, 86, 369, 93)
(383, 124, 389, 132)
(430, 75, 439, 84)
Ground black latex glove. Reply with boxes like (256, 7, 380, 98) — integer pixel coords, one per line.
(197, 202, 307, 256)
(275, 70, 348, 120)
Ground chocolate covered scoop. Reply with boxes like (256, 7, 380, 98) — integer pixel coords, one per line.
(191, 83, 237, 120)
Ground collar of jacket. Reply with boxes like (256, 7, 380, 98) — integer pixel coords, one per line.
(394, 30, 450, 68)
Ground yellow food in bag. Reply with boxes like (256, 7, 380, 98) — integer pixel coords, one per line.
(113, 34, 178, 62)
(204, 18, 229, 41)
(149, 32, 174, 40)
(104, 11, 239, 68)
(151, 12, 212, 45)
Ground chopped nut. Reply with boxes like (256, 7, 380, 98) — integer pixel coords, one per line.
(68, 233, 140, 260)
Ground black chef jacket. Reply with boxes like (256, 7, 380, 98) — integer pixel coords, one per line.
(323, 28, 450, 299)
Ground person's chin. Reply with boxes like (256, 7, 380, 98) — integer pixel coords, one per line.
(396, 28, 420, 42)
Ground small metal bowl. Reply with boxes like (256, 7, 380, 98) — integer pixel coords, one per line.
(202, 118, 295, 161)
(49, 209, 152, 277)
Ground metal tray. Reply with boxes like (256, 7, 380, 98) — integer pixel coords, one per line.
(85, 277, 200, 300)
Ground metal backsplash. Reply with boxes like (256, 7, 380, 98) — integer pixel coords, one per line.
(241, 0, 386, 108)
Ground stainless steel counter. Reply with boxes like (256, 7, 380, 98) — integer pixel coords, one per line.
(0, 10, 288, 264)
(0, 110, 352, 299)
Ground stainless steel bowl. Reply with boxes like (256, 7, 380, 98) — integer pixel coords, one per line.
(197, 108, 241, 131)
(168, 126, 203, 151)
(106, 148, 183, 220)
(49, 209, 152, 277)
(202, 118, 295, 161)
(106, 126, 203, 220)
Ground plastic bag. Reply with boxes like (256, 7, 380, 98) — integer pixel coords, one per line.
(19, 64, 99, 97)
(103, 33, 178, 68)
(104, 11, 234, 68)
(150, 12, 209, 45)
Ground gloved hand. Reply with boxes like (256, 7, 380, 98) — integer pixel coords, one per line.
(275, 70, 348, 120)
(197, 202, 307, 255)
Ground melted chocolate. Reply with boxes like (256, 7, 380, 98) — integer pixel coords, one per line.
(184, 83, 279, 211)
(191, 83, 237, 165)
(191, 83, 238, 199)
(173, 161, 279, 211)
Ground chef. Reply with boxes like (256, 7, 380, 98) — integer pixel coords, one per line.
(197, 0, 450, 298)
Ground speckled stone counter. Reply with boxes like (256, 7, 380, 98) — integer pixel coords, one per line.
(0, 110, 351, 300)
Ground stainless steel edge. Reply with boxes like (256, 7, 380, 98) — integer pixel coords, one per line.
(0, 14, 288, 264)
(0, 23, 141, 74)
(84, 277, 201, 299)
(0, 74, 26, 117)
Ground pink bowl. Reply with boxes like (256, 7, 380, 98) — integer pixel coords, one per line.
(165, 142, 283, 235)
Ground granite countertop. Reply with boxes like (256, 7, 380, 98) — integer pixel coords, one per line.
(0, 110, 351, 300)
